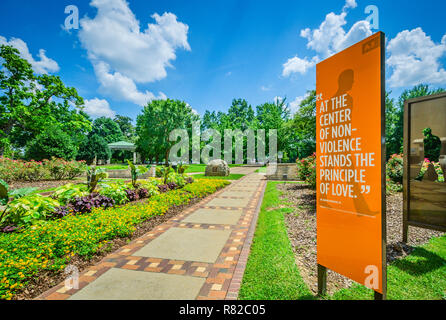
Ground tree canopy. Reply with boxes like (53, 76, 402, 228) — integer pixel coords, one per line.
(0, 45, 91, 157)
(136, 99, 199, 164)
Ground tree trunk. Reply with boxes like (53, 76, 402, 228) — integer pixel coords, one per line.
(164, 148, 170, 166)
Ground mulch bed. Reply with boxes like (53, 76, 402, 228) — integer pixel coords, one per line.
(9, 179, 84, 192)
(276, 183, 445, 295)
(13, 194, 210, 300)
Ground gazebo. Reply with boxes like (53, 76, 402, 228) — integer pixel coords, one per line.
(107, 141, 139, 164)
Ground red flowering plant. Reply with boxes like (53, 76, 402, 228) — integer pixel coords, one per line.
(386, 153, 403, 184)
(296, 152, 316, 189)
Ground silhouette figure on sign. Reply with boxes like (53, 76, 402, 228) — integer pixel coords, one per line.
(415, 127, 444, 182)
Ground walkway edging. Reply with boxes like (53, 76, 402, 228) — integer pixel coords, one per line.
(225, 179, 267, 300)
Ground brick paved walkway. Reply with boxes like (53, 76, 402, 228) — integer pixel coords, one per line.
(37, 168, 266, 300)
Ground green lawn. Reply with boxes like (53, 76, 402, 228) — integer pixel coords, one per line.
(239, 181, 446, 300)
(330, 235, 446, 300)
(255, 167, 267, 173)
(184, 164, 206, 173)
(238, 181, 314, 300)
(185, 164, 245, 173)
(100, 164, 129, 170)
(193, 173, 245, 180)
(100, 163, 246, 173)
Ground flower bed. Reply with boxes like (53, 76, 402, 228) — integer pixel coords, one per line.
(0, 157, 87, 183)
(0, 178, 229, 300)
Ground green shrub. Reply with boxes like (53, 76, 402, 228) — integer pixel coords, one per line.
(77, 134, 111, 164)
(0, 157, 86, 182)
(51, 184, 89, 205)
(25, 126, 78, 161)
(4, 195, 60, 226)
(98, 182, 129, 205)
(386, 153, 403, 184)
(296, 153, 316, 189)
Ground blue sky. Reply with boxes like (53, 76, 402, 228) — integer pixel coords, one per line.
(1, 0, 445, 121)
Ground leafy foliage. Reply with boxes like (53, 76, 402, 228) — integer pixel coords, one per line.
(296, 153, 316, 189)
(25, 126, 78, 161)
(136, 99, 199, 164)
(51, 183, 90, 206)
(386, 154, 404, 184)
(77, 134, 111, 164)
(86, 166, 108, 193)
(3, 194, 60, 226)
(98, 182, 128, 205)
(127, 160, 148, 188)
(0, 45, 91, 156)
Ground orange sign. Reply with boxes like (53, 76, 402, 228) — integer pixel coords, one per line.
(316, 32, 386, 294)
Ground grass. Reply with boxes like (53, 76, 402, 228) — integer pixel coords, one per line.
(239, 181, 446, 300)
(238, 181, 314, 300)
(255, 167, 267, 173)
(185, 164, 245, 173)
(100, 164, 129, 170)
(330, 235, 446, 300)
(100, 163, 246, 173)
(192, 173, 245, 180)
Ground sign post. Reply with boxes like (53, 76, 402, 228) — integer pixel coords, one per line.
(316, 32, 386, 299)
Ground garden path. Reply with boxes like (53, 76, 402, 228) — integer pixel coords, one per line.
(37, 167, 266, 300)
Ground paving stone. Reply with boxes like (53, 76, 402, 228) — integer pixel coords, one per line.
(220, 191, 254, 198)
(69, 268, 205, 300)
(183, 209, 243, 225)
(207, 197, 250, 207)
(134, 228, 231, 263)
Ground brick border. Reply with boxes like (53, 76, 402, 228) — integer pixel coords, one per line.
(226, 180, 266, 300)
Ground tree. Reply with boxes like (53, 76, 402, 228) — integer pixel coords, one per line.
(90, 117, 124, 143)
(114, 115, 135, 141)
(256, 98, 291, 158)
(25, 126, 78, 161)
(288, 90, 316, 159)
(226, 99, 255, 131)
(0, 45, 91, 156)
(77, 134, 111, 164)
(136, 99, 199, 165)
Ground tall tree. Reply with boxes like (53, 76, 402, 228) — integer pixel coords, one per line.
(114, 115, 135, 141)
(0, 45, 91, 156)
(256, 98, 291, 155)
(90, 116, 123, 144)
(136, 99, 199, 165)
(289, 90, 317, 159)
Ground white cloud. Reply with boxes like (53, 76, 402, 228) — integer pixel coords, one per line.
(387, 28, 446, 87)
(343, 0, 357, 10)
(78, 0, 190, 105)
(273, 96, 284, 104)
(282, 56, 319, 77)
(300, 11, 372, 59)
(289, 93, 310, 114)
(283, 1, 372, 77)
(94, 61, 166, 106)
(84, 98, 116, 118)
(261, 85, 271, 91)
(0, 36, 59, 74)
